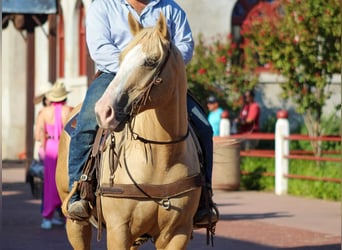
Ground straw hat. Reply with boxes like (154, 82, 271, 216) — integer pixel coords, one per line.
(45, 82, 70, 102)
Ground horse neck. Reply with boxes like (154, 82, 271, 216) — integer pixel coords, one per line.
(133, 91, 188, 142)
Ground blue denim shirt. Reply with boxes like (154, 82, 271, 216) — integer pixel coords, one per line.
(86, 0, 194, 73)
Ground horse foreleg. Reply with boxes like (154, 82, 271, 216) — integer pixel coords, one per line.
(66, 219, 92, 250)
(106, 226, 134, 250)
(154, 215, 194, 250)
(155, 232, 190, 250)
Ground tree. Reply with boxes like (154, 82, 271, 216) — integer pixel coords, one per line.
(186, 33, 258, 112)
(241, 0, 341, 155)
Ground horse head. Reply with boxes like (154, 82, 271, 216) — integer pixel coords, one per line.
(95, 13, 183, 132)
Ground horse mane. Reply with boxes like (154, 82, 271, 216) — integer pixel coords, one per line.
(119, 25, 170, 66)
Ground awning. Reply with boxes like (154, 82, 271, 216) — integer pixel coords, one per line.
(2, 0, 57, 14)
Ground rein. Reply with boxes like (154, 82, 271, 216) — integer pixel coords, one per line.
(129, 124, 189, 145)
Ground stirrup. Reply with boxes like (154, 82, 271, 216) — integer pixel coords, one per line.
(193, 204, 219, 229)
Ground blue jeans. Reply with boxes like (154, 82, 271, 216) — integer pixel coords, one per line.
(68, 73, 213, 192)
(68, 72, 116, 191)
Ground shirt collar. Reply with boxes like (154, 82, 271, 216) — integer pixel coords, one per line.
(121, 0, 160, 6)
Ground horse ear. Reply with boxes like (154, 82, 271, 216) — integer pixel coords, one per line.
(156, 13, 169, 40)
(128, 12, 143, 36)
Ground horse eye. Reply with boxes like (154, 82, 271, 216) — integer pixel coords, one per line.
(143, 57, 158, 68)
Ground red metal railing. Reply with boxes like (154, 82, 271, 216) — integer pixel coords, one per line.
(223, 132, 341, 184)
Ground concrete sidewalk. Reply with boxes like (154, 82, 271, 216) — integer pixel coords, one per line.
(214, 189, 340, 237)
(2, 161, 341, 249)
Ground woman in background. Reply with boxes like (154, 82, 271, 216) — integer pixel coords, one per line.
(36, 82, 73, 229)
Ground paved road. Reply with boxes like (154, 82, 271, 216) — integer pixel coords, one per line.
(2, 161, 341, 249)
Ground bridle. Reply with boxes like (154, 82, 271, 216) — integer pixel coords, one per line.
(126, 42, 189, 145)
(129, 124, 190, 145)
(130, 42, 172, 116)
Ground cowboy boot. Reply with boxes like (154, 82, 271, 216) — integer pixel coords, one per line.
(67, 192, 91, 220)
(193, 185, 219, 228)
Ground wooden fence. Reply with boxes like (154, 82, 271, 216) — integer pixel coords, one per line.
(222, 110, 341, 195)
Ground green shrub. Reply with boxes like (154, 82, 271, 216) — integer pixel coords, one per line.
(290, 115, 341, 152)
(240, 156, 340, 201)
(288, 159, 340, 200)
(240, 157, 274, 191)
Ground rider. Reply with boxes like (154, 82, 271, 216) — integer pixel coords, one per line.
(67, 0, 217, 226)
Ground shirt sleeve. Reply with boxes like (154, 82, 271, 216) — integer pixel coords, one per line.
(169, 7, 194, 64)
(246, 103, 260, 122)
(86, 2, 121, 73)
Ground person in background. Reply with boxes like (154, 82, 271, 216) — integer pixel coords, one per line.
(235, 89, 260, 133)
(67, 0, 218, 227)
(35, 95, 51, 161)
(27, 94, 52, 199)
(234, 89, 260, 149)
(36, 82, 73, 229)
(207, 95, 224, 136)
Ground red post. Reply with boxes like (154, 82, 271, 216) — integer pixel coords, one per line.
(25, 28, 35, 171)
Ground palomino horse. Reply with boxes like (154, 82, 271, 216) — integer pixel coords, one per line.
(56, 13, 202, 249)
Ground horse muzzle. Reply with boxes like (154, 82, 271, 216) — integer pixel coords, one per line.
(95, 104, 130, 132)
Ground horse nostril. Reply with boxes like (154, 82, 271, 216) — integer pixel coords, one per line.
(105, 105, 114, 121)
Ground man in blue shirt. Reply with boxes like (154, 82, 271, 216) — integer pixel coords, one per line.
(207, 95, 224, 136)
(68, 0, 217, 227)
